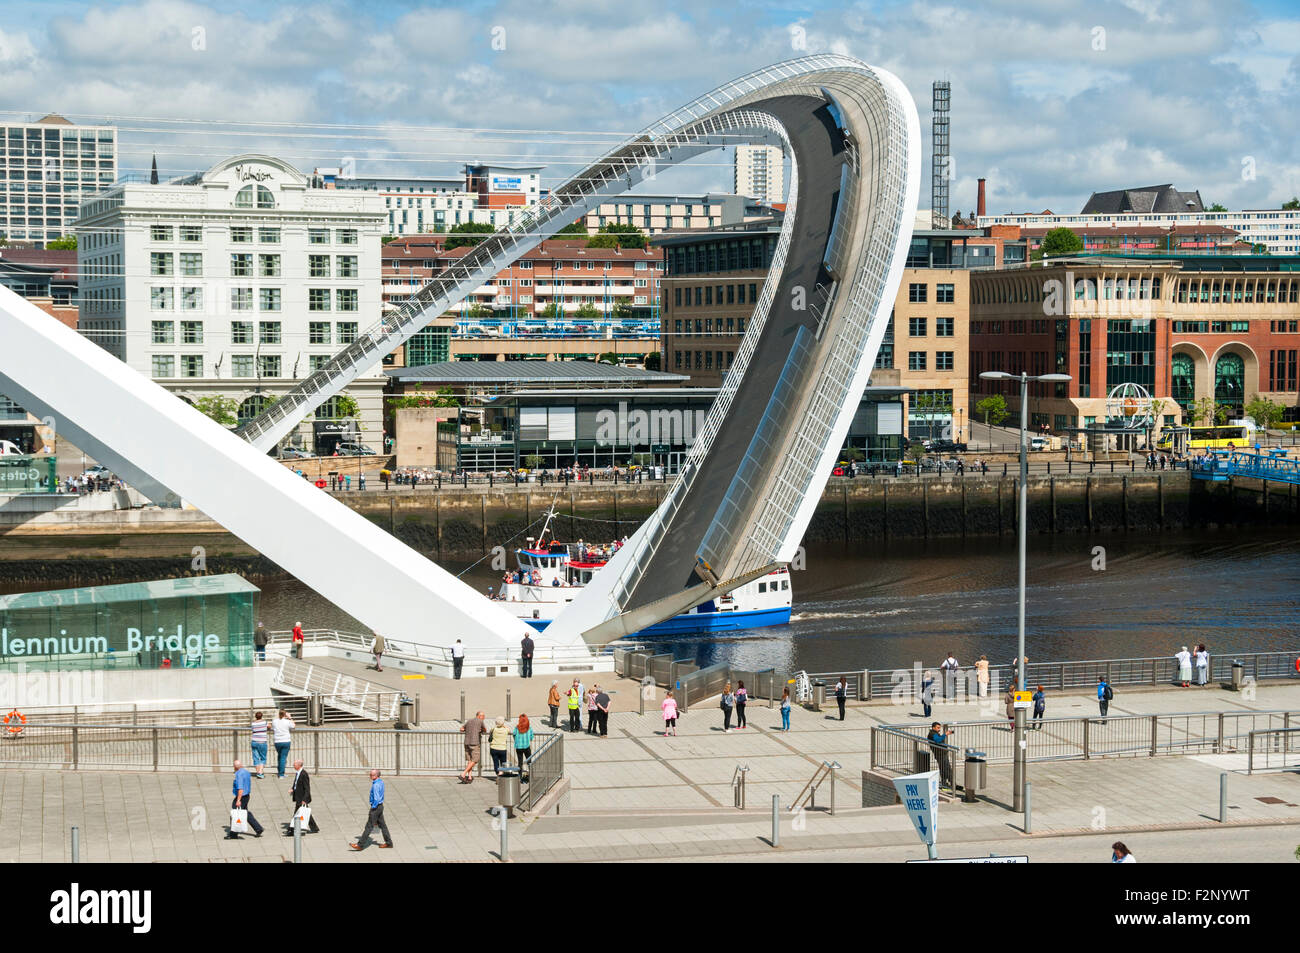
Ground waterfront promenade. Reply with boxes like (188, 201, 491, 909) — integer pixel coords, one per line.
(4, 666, 1299, 862)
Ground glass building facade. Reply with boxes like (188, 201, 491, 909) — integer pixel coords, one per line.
(1, 118, 117, 244)
(0, 574, 258, 672)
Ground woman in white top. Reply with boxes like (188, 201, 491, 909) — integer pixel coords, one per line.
(1175, 646, 1193, 687)
(1194, 645, 1210, 686)
(271, 709, 295, 780)
(1111, 841, 1137, 863)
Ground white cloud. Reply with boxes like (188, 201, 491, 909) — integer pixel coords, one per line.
(0, 0, 1294, 212)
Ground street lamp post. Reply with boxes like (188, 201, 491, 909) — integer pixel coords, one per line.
(979, 370, 1071, 814)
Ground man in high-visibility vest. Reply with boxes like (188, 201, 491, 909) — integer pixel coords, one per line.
(566, 680, 582, 733)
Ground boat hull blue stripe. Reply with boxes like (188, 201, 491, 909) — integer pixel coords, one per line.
(523, 606, 791, 636)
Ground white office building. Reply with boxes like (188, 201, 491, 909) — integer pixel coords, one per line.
(979, 208, 1300, 255)
(74, 154, 387, 453)
(0, 113, 117, 244)
(734, 144, 785, 206)
(312, 163, 541, 238)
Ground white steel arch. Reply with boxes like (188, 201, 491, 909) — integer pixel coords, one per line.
(0, 55, 917, 655)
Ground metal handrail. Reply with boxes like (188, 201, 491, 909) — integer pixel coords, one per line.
(268, 628, 625, 667)
(0, 722, 562, 778)
(791, 760, 841, 815)
(1247, 726, 1300, 774)
(871, 709, 1300, 770)
(812, 648, 1300, 701)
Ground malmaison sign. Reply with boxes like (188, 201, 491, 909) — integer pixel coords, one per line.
(233, 164, 273, 182)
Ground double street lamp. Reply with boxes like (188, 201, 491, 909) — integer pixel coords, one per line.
(979, 370, 1071, 813)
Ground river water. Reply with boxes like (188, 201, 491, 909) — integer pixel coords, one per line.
(247, 528, 1300, 674)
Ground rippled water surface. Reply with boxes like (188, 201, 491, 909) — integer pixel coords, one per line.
(249, 529, 1300, 673)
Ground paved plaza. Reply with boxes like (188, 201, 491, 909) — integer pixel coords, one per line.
(4, 670, 1300, 862)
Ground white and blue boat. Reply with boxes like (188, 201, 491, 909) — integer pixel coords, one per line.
(495, 519, 792, 636)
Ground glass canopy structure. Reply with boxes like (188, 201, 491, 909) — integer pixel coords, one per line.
(0, 574, 258, 672)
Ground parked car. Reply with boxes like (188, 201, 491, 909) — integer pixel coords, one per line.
(336, 443, 377, 456)
(929, 440, 968, 453)
(82, 464, 111, 479)
(279, 448, 312, 460)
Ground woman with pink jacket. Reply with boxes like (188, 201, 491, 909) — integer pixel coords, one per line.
(661, 690, 679, 737)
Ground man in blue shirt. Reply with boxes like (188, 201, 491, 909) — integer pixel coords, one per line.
(227, 759, 264, 839)
(350, 768, 393, 850)
(1097, 677, 1113, 724)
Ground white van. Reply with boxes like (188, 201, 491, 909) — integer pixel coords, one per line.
(1029, 436, 1051, 452)
(0, 439, 21, 456)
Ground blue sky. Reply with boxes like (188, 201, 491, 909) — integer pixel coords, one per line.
(1, 0, 1297, 213)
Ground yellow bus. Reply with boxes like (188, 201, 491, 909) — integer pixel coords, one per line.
(1156, 425, 1252, 452)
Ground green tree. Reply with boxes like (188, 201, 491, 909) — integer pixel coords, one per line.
(1039, 227, 1083, 258)
(643, 351, 661, 371)
(587, 223, 648, 250)
(386, 384, 459, 410)
(1251, 243, 1270, 255)
(557, 221, 588, 236)
(443, 221, 497, 249)
(912, 391, 952, 439)
(598, 352, 621, 364)
(523, 454, 543, 469)
(574, 303, 602, 320)
(1206, 203, 1228, 212)
(329, 394, 360, 418)
(976, 393, 1009, 427)
(1190, 397, 1217, 426)
(1282, 197, 1300, 211)
(45, 234, 77, 250)
(1245, 395, 1284, 430)
(193, 395, 239, 427)
(380, 234, 398, 245)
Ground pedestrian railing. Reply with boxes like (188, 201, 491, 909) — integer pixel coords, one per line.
(519, 731, 564, 812)
(0, 695, 307, 727)
(812, 649, 1300, 702)
(870, 709, 1300, 772)
(868, 727, 962, 793)
(271, 657, 403, 721)
(270, 628, 619, 672)
(0, 722, 561, 778)
(1246, 727, 1300, 774)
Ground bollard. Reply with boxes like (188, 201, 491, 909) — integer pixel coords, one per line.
(771, 794, 781, 848)
(498, 806, 509, 862)
(1219, 772, 1228, 823)
(506, 689, 512, 719)
(460, 691, 466, 723)
(70, 826, 80, 863)
(293, 815, 302, 863)
(1024, 782, 1033, 833)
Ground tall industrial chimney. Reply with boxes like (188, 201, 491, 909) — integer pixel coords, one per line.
(977, 178, 986, 218)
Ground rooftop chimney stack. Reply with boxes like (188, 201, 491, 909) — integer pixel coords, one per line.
(977, 178, 986, 219)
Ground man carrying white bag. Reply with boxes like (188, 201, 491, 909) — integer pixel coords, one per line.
(227, 760, 264, 839)
(287, 759, 321, 834)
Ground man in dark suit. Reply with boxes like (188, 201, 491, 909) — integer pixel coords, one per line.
(520, 634, 535, 679)
(286, 758, 320, 833)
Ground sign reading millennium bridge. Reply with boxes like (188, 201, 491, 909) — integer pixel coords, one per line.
(0, 574, 258, 670)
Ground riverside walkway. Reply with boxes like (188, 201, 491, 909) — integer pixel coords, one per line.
(4, 665, 1299, 863)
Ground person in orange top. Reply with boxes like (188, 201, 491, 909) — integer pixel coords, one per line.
(292, 622, 304, 659)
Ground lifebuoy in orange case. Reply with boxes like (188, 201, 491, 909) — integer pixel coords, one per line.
(4, 709, 26, 734)
(1294, 657, 1299, 673)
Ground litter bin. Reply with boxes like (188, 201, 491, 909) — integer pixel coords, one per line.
(397, 696, 415, 730)
(963, 749, 987, 803)
(1231, 660, 1244, 692)
(307, 693, 324, 726)
(912, 748, 932, 774)
(497, 769, 521, 818)
(811, 680, 826, 712)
